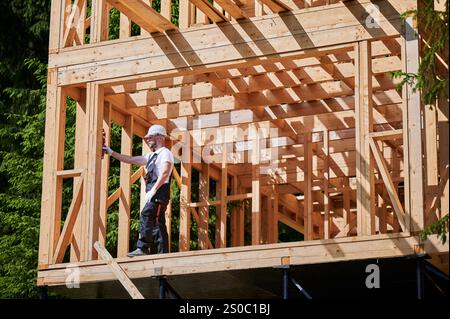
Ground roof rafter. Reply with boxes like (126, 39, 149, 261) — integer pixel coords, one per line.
(106, 0, 177, 33)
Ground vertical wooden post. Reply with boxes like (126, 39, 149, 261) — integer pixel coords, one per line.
(48, 0, 65, 52)
(117, 115, 133, 257)
(91, 0, 109, 43)
(379, 186, 387, 234)
(38, 69, 66, 267)
(231, 175, 239, 247)
(343, 177, 351, 236)
(161, 0, 172, 21)
(251, 126, 261, 245)
(218, 144, 228, 248)
(323, 130, 330, 239)
(196, 4, 207, 25)
(261, 195, 268, 244)
(199, 162, 210, 249)
(179, 132, 192, 251)
(71, 89, 87, 262)
(355, 41, 376, 236)
(141, 0, 152, 36)
(437, 94, 449, 220)
(76, 0, 87, 45)
(165, 201, 172, 252)
(81, 82, 104, 261)
(140, 140, 151, 211)
(179, 0, 191, 29)
(215, 179, 221, 247)
(119, 13, 131, 38)
(98, 102, 111, 247)
(266, 191, 275, 244)
(304, 132, 313, 240)
(402, 16, 424, 232)
(273, 187, 279, 243)
(255, 0, 263, 16)
(237, 183, 245, 246)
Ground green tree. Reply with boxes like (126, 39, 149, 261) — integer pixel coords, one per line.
(0, 1, 51, 298)
(393, 0, 449, 244)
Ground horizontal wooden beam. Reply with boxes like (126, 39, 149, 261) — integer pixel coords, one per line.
(102, 39, 401, 95)
(51, 0, 414, 85)
(369, 129, 403, 140)
(38, 234, 447, 286)
(188, 193, 253, 207)
(56, 169, 84, 178)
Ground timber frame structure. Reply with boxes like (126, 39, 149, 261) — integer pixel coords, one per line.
(37, 0, 448, 297)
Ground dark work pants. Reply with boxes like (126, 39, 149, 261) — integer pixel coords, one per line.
(137, 200, 169, 254)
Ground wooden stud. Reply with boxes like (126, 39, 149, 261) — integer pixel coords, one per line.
(437, 94, 449, 221)
(70, 89, 87, 262)
(199, 162, 210, 249)
(355, 41, 376, 236)
(379, 185, 387, 234)
(91, 0, 109, 43)
(98, 103, 111, 247)
(343, 177, 351, 236)
(179, 131, 192, 251)
(251, 125, 261, 245)
(230, 175, 239, 247)
(304, 132, 313, 240)
(179, 0, 191, 29)
(273, 187, 279, 243)
(81, 82, 104, 261)
(140, 140, 151, 211)
(402, 16, 424, 232)
(38, 69, 66, 268)
(237, 182, 246, 246)
(140, 0, 153, 36)
(161, 0, 172, 21)
(118, 115, 133, 257)
(48, 0, 65, 51)
(424, 102, 438, 224)
(323, 130, 330, 239)
(218, 144, 228, 248)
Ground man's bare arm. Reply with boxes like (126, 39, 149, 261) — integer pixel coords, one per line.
(110, 151, 147, 166)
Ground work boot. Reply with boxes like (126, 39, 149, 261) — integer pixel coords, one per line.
(127, 248, 149, 257)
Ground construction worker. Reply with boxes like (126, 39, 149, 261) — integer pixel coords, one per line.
(103, 124, 174, 257)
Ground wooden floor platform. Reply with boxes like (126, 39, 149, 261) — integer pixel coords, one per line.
(38, 233, 448, 298)
(48, 255, 448, 299)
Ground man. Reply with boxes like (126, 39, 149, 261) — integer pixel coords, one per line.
(103, 124, 174, 257)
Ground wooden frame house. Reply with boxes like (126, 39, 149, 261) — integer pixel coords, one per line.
(37, 0, 448, 298)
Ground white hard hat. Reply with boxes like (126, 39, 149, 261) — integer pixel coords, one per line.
(145, 124, 167, 137)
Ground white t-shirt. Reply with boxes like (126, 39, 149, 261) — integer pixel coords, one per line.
(144, 147, 174, 184)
